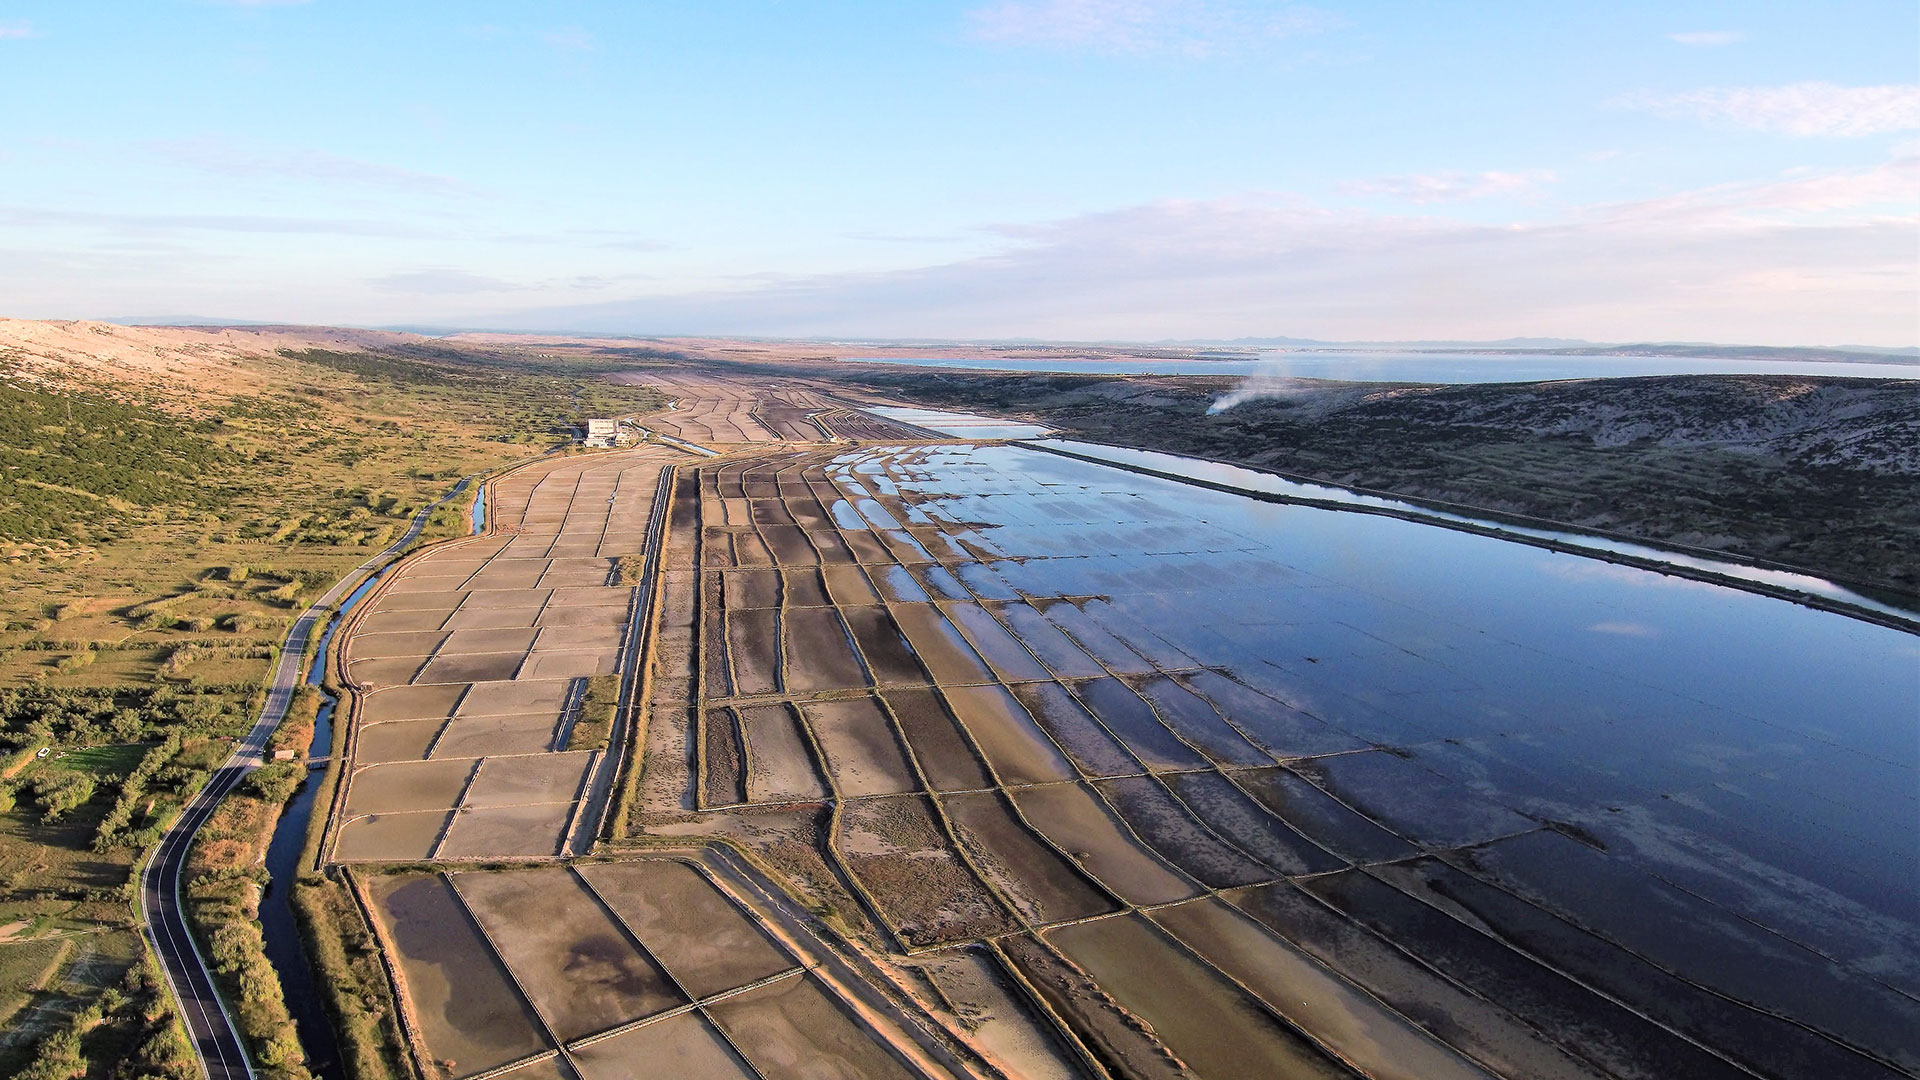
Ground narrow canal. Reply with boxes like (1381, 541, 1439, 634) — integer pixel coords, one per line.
(257, 475, 488, 1079)
(257, 564, 394, 1080)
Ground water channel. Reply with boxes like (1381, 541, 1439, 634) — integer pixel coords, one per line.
(254, 478, 502, 1078)
(256, 564, 396, 1080)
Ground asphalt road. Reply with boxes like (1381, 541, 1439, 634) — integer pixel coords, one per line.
(140, 478, 470, 1080)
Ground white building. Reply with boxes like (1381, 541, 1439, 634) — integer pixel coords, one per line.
(582, 418, 618, 447)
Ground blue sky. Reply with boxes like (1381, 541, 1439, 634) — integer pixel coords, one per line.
(2, 1, 1915, 344)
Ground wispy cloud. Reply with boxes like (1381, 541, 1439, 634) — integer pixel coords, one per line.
(539, 27, 596, 52)
(596, 237, 668, 252)
(1590, 150, 1918, 225)
(143, 137, 470, 195)
(0, 21, 38, 39)
(1344, 169, 1557, 204)
(371, 269, 522, 295)
(1668, 30, 1743, 47)
(966, 0, 1333, 56)
(490, 151, 1917, 345)
(1620, 82, 1920, 137)
(0, 205, 430, 239)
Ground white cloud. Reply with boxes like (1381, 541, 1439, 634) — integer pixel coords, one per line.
(143, 137, 470, 195)
(1621, 82, 1920, 137)
(966, 0, 1333, 56)
(489, 153, 1918, 346)
(1344, 169, 1558, 204)
(1595, 151, 1918, 225)
(1669, 30, 1744, 47)
(0, 21, 37, 39)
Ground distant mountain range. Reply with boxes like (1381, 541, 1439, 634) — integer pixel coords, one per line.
(1168, 336, 1599, 348)
(1165, 336, 1918, 360)
(102, 315, 280, 327)
(82, 316, 1920, 363)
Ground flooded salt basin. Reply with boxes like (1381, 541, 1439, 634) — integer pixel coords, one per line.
(1033, 438, 1920, 624)
(908, 444, 1919, 914)
(865, 405, 1054, 440)
(645, 437, 1920, 1079)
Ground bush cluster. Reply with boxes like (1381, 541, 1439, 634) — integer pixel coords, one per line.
(14, 960, 197, 1080)
(92, 733, 185, 851)
(0, 381, 233, 543)
(0, 684, 249, 749)
(28, 770, 96, 822)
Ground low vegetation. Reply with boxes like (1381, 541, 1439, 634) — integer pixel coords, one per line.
(0, 334, 665, 1076)
(0, 381, 230, 546)
(183, 765, 313, 1080)
(566, 674, 622, 752)
(291, 873, 411, 1080)
(7, 957, 197, 1080)
(0, 725, 224, 1077)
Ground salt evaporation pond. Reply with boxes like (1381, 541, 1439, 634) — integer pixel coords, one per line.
(857, 441, 1919, 1070)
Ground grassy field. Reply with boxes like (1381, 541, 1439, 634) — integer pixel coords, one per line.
(0, 731, 211, 1078)
(0, 340, 666, 1077)
(566, 674, 622, 753)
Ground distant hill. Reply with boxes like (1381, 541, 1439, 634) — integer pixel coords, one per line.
(102, 315, 277, 327)
(1165, 337, 1915, 363)
(0, 317, 429, 382)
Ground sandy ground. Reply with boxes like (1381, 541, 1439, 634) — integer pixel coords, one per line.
(0, 318, 429, 383)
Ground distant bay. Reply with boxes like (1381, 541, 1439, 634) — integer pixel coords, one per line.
(840, 351, 1919, 383)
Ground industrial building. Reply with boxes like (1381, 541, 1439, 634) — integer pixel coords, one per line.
(581, 417, 618, 447)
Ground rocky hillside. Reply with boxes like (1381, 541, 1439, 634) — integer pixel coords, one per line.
(1222, 375, 1920, 474)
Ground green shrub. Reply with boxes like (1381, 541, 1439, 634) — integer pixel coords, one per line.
(93, 733, 183, 851)
(0, 381, 234, 543)
(243, 761, 303, 804)
(31, 771, 97, 821)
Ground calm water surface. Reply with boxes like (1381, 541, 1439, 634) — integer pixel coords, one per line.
(855, 442, 1920, 1007)
(1032, 438, 1920, 624)
(869, 404, 1053, 439)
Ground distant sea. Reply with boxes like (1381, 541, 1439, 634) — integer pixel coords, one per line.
(840, 351, 1919, 384)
